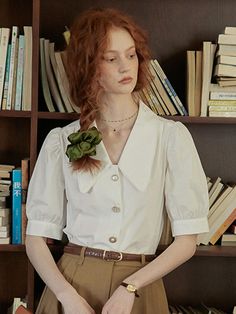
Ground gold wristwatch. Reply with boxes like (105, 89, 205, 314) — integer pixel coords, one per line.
(120, 282, 140, 298)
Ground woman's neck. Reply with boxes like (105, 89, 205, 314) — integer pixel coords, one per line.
(98, 93, 138, 121)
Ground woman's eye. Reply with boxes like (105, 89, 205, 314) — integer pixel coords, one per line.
(106, 57, 116, 62)
(129, 53, 136, 59)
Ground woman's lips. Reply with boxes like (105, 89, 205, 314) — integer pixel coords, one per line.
(119, 77, 133, 84)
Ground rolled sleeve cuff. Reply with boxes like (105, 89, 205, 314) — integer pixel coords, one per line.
(172, 217, 209, 237)
(26, 220, 63, 240)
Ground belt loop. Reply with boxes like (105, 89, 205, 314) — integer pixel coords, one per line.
(78, 246, 86, 264)
(141, 254, 146, 265)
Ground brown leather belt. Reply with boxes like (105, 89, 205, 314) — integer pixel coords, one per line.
(64, 243, 156, 262)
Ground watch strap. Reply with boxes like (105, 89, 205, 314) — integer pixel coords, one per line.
(120, 282, 140, 298)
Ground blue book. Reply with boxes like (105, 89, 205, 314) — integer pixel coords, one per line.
(12, 168, 22, 244)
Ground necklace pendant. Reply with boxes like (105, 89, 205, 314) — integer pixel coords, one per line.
(113, 128, 116, 132)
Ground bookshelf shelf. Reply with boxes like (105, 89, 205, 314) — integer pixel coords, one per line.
(37, 111, 79, 120)
(1, 0, 236, 313)
(0, 110, 31, 118)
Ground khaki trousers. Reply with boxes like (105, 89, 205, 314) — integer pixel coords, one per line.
(36, 248, 169, 314)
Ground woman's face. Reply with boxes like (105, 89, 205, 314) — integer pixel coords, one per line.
(98, 27, 139, 97)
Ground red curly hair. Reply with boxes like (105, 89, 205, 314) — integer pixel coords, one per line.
(66, 7, 151, 173)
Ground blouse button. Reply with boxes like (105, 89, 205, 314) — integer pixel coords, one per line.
(112, 206, 120, 213)
(111, 174, 119, 181)
(109, 236, 117, 243)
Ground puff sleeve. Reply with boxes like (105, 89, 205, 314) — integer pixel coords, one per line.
(26, 128, 66, 240)
(164, 122, 209, 236)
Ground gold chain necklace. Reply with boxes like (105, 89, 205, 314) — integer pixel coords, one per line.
(99, 109, 138, 132)
(99, 109, 138, 123)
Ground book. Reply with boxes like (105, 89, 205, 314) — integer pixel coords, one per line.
(221, 233, 236, 242)
(14, 35, 25, 110)
(21, 158, 29, 244)
(209, 111, 236, 117)
(44, 39, 66, 113)
(12, 168, 22, 244)
(200, 42, 216, 116)
(224, 26, 236, 35)
(209, 105, 236, 112)
(208, 100, 236, 106)
(6, 26, 19, 110)
(0, 236, 10, 244)
(0, 27, 10, 108)
(209, 177, 222, 198)
(152, 59, 187, 115)
(39, 38, 55, 112)
(214, 64, 236, 78)
(186, 50, 195, 116)
(210, 207, 236, 244)
(209, 182, 224, 208)
(22, 26, 32, 111)
(217, 55, 236, 66)
(209, 83, 236, 92)
(149, 60, 178, 115)
(218, 34, 236, 45)
(210, 91, 236, 100)
(195, 50, 203, 117)
(54, 51, 76, 113)
(1, 43, 11, 109)
(217, 44, 236, 57)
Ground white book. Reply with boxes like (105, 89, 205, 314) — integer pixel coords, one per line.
(14, 35, 25, 110)
(224, 26, 236, 35)
(44, 39, 65, 112)
(210, 91, 236, 100)
(6, 26, 19, 110)
(209, 182, 224, 208)
(0, 236, 10, 244)
(22, 26, 32, 111)
(200, 42, 216, 116)
(209, 177, 221, 198)
(0, 27, 10, 108)
(0, 230, 9, 237)
(209, 111, 236, 117)
(0, 225, 9, 232)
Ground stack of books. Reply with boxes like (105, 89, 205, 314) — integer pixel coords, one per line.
(186, 26, 236, 117)
(197, 176, 236, 245)
(169, 303, 228, 314)
(0, 160, 29, 245)
(0, 26, 32, 111)
(39, 38, 80, 113)
(134, 59, 187, 116)
(0, 196, 10, 244)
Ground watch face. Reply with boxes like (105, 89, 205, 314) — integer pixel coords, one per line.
(127, 284, 136, 293)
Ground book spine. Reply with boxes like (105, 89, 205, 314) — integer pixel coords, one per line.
(209, 105, 236, 112)
(210, 208, 236, 245)
(0, 28, 10, 108)
(153, 59, 187, 115)
(15, 35, 25, 110)
(12, 168, 22, 244)
(6, 26, 19, 110)
(1, 44, 11, 110)
(209, 111, 236, 117)
(210, 91, 236, 100)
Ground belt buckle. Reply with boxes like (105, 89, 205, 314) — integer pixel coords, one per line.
(102, 250, 123, 261)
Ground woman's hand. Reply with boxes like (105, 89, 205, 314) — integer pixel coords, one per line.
(58, 288, 96, 314)
(101, 285, 135, 314)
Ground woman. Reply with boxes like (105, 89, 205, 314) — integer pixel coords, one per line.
(25, 7, 209, 314)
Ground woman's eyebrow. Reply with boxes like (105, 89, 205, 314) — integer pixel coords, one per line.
(104, 45, 136, 53)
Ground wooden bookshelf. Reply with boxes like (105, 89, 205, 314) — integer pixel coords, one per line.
(1, 0, 236, 313)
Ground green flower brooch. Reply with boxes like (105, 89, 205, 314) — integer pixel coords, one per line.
(66, 126, 102, 162)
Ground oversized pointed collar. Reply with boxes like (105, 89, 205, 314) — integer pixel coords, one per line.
(77, 101, 159, 193)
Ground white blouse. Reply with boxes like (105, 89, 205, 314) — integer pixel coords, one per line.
(26, 101, 209, 254)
